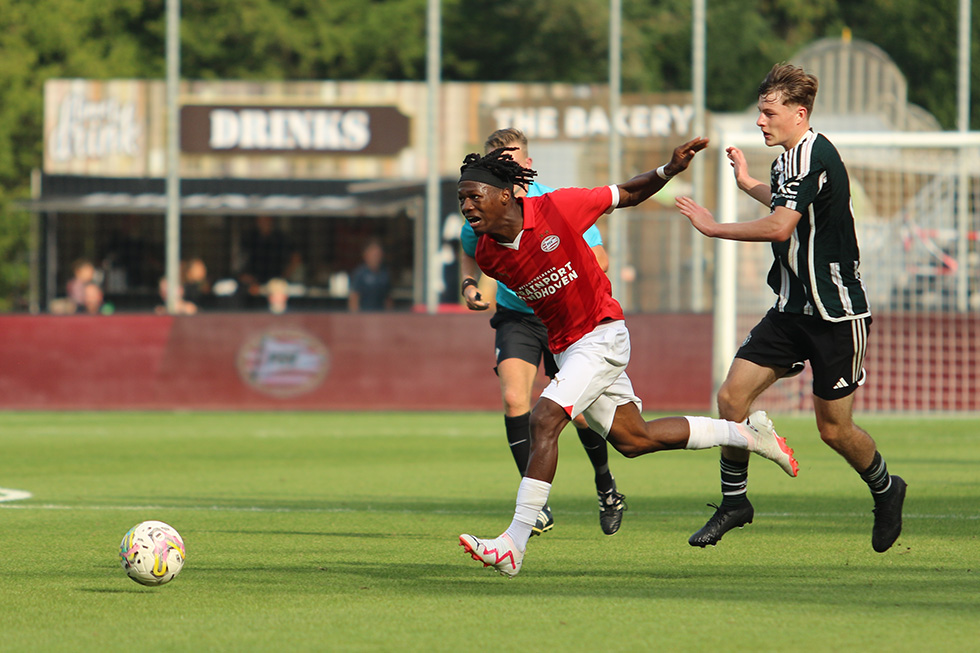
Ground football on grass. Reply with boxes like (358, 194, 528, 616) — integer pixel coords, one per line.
(119, 520, 186, 586)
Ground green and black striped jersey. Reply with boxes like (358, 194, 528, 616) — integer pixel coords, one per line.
(767, 130, 871, 322)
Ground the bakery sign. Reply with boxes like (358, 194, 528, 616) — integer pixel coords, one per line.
(180, 105, 410, 155)
(485, 92, 696, 141)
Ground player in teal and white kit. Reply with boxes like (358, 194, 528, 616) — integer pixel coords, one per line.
(459, 128, 627, 537)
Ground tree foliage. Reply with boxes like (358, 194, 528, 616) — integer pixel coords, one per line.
(1, 0, 978, 310)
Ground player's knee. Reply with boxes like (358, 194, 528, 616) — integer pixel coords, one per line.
(501, 388, 531, 415)
(818, 421, 849, 448)
(716, 386, 749, 422)
(529, 404, 566, 445)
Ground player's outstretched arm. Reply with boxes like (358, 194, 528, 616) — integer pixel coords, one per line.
(675, 196, 721, 238)
(617, 137, 709, 208)
(675, 196, 801, 243)
(726, 146, 771, 206)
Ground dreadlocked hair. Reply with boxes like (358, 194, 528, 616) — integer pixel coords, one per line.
(459, 147, 537, 192)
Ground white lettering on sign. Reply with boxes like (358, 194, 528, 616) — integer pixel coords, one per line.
(48, 91, 141, 162)
(209, 108, 371, 151)
(492, 104, 694, 139)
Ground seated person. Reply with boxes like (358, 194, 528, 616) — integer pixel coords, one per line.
(348, 239, 393, 312)
(155, 276, 198, 315)
(66, 259, 97, 311)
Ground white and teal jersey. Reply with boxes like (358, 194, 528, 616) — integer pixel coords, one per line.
(460, 181, 604, 314)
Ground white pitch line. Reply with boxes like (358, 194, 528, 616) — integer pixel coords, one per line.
(0, 487, 32, 503)
(0, 501, 975, 520)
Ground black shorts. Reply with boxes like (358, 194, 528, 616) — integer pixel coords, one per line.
(489, 307, 559, 378)
(736, 308, 872, 401)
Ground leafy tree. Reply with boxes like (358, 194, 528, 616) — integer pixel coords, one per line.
(840, 0, 980, 130)
(443, 0, 609, 83)
(1, 0, 978, 312)
(0, 0, 166, 310)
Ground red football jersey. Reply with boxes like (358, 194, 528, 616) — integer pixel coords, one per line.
(475, 186, 625, 353)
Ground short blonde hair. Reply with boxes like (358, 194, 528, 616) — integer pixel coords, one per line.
(484, 128, 528, 155)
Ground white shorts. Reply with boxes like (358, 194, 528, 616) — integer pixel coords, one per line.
(539, 320, 642, 438)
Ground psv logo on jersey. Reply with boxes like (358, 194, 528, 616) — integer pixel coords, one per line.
(540, 235, 560, 252)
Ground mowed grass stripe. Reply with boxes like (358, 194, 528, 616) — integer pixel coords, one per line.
(0, 411, 976, 652)
(2, 501, 977, 521)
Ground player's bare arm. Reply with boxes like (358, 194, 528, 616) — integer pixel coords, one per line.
(460, 252, 489, 310)
(675, 197, 802, 242)
(726, 146, 771, 205)
(617, 136, 709, 207)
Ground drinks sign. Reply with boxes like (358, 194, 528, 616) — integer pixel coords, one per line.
(180, 105, 410, 155)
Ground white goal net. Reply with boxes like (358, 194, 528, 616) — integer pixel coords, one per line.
(713, 130, 980, 413)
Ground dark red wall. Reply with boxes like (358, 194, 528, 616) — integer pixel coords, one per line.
(0, 313, 714, 412)
(4, 312, 975, 412)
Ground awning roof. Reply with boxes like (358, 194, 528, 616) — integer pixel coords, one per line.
(19, 174, 452, 217)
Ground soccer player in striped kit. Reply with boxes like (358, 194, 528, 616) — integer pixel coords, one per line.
(676, 63, 906, 553)
(457, 137, 800, 577)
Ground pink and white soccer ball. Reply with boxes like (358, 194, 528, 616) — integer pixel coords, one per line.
(119, 520, 186, 586)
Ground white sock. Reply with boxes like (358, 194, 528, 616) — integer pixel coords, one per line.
(504, 477, 551, 551)
(684, 416, 749, 450)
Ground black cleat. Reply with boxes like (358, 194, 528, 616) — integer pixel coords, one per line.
(872, 475, 906, 552)
(598, 488, 628, 535)
(530, 504, 554, 536)
(689, 499, 754, 547)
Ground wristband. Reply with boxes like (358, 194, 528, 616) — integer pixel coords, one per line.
(656, 164, 673, 180)
(461, 278, 478, 294)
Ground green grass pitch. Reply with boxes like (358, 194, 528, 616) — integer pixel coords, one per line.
(1, 411, 977, 652)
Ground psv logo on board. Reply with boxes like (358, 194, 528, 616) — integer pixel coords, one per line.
(540, 235, 560, 252)
(237, 328, 330, 398)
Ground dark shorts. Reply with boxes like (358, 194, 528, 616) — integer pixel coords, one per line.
(736, 308, 872, 401)
(489, 307, 559, 378)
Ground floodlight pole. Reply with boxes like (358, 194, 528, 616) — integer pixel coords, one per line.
(424, 0, 442, 314)
(690, 0, 706, 312)
(165, 0, 181, 314)
(955, 0, 971, 312)
(608, 0, 625, 306)
(958, 0, 971, 134)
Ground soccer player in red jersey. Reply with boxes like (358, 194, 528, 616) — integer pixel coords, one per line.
(457, 139, 800, 577)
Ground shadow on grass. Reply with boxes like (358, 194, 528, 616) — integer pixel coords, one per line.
(170, 554, 978, 616)
(197, 530, 406, 538)
(308, 559, 979, 614)
(77, 587, 149, 594)
(106, 490, 980, 516)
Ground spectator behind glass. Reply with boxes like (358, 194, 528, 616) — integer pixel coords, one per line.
(240, 215, 295, 294)
(266, 278, 290, 314)
(81, 281, 106, 315)
(348, 239, 392, 312)
(66, 258, 96, 310)
(181, 257, 210, 307)
(155, 276, 198, 315)
(105, 215, 156, 290)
